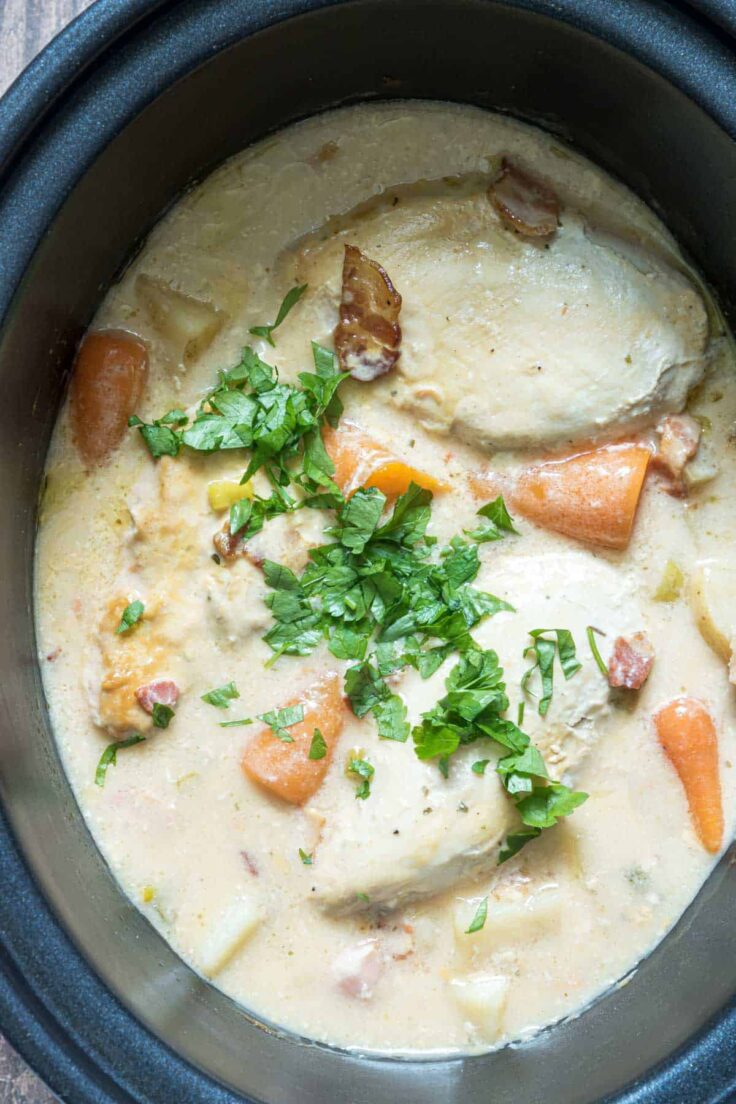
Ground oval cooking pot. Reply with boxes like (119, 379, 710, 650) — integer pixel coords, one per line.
(1, 2, 736, 1102)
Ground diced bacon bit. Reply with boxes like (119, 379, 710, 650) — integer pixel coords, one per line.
(489, 158, 560, 238)
(46, 647, 62, 662)
(652, 414, 701, 495)
(135, 679, 180, 714)
(213, 525, 244, 563)
(607, 633, 655, 690)
(333, 939, 384, 1000)
(376, 922, 415, 961)
(240, 850, 259, 877)
(334, 244, 402, 382)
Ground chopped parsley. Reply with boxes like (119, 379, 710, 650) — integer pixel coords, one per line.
(151, 702, 174, 729)
(465, 496, 519, 543)
(347, 756, 374, 799)
(94, 734, 145, 787)
(521, 629, 581, 715)
(298, 848, 313, 865)
(308, 728, 327, 760)
(258, 704, 304, 742)
(249, 284, 308, 346)
(130, 341, 349, 541)
(586, 625, 609, 677)
(218, 718, 253, 728)
(412, 647, 587, 861)
(201, 681, 240, 709)
(465, 896, 488, 933)
(472, 759, 490, 775)
(356, 892, 370, 904)
(115, 600, 144, 634)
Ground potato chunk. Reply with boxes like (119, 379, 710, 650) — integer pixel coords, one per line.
(136, 274, 225, 367)
(449, 975, 510, 1040)
(198, 896, 261, 978)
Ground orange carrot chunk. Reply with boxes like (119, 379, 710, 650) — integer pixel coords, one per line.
(71, 330, 149, 466)
(655, 697, 723, 854)
(322, 420, 449, 499)
(508, 444, 650, 550)
(242, 673, 344, 805)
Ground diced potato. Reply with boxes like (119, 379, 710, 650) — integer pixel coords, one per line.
(207, 479, 254, 511)
(449, 975, 510, 1040)
(198, 896, 261, 978)
(454, 887, 561, 954)
(690, 560, 736, 663)
(136, 274, 226, 366)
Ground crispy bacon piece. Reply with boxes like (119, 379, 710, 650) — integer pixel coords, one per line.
(652, 414, 701, 494)
(135, 679, 180, 714)
(607, 633, 655, 690)
(334, 244, 402, 382)
(240, 850, 259, 877)
(489, 158, 560, 237)
(333, 939, 384, 1000)
(213, 525, 244, 562)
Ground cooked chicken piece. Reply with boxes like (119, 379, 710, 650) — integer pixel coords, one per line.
(290, 180, 709, 449)
(334, 244, 402, 381)
(489, 158, 560, 237)
(312, 550, 643, 913)
(607, 633, 655, 690)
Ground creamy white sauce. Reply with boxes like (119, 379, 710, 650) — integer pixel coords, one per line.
(35, 102, 736, 1055)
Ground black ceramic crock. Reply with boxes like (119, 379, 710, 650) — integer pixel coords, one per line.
(2, 2, 736, 1101)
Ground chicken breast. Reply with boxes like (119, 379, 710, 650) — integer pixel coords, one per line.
(290, 179, 709, 450)
(312, 550, 644, 914)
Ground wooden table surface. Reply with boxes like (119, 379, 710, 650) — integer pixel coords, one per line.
(0, 4, 97, 1099)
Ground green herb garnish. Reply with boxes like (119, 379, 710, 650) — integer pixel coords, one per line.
(298, 848, 313, 865)
(465, 896, 488, 933)
(258, 704, 304, 743)
(472, 759, 490, 775)
(586, 625, 609, 677)
(218, 718, 253, 728)
(201, 681, 240, 709)
(249, 284, 308, 346)
(130, 341, 349, 541)
(151, 702, 174, 729)
(308, 728, 327, 760)
(94, 734, 145, 787)
(521, 629, 581, 715)
(348, 756, 374, 800)
(465, 495, 519, 543)
(115, 600, 144, 635)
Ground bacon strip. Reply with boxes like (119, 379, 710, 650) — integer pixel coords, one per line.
(135, 679, 180, 714)
(607, 633, 655, 690)
(652, 414, 701, 495)
(489, 159, 560, 237)
(334, 245, 402, 382)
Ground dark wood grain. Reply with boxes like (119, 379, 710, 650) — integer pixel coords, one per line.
(0, 3, 96, 1096)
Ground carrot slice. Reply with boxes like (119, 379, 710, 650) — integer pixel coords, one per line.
(242, 673, 344, 805)
(71, 330, 149, 466)
(655, 697, 723, 854)
(500, 444, 650, 550)
(322, 420, 449, 498)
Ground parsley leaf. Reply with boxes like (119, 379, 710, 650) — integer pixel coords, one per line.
(258, 704, 304, 742)
(218, 718, 253, 727)
(128, 414, 183, 459)
(94, 733, 145, 787)
(373, 694, 410, 742)
(327, 487, 385, 554)
(466, 495, 518, 543)
(308, 728, 327, 760)
(298, 848, 313, 865)
(465, 897, 488, 933)
(522, 629, 581, 715)
(201, 681, 240, 709)
(472, 759, 490, 775)
(115, 600, 144, 635)
(249, 284, 308, 346)
(587, 625, 609, 676)
(348, 756, 374, 799)
(151, 702, 174, 729)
